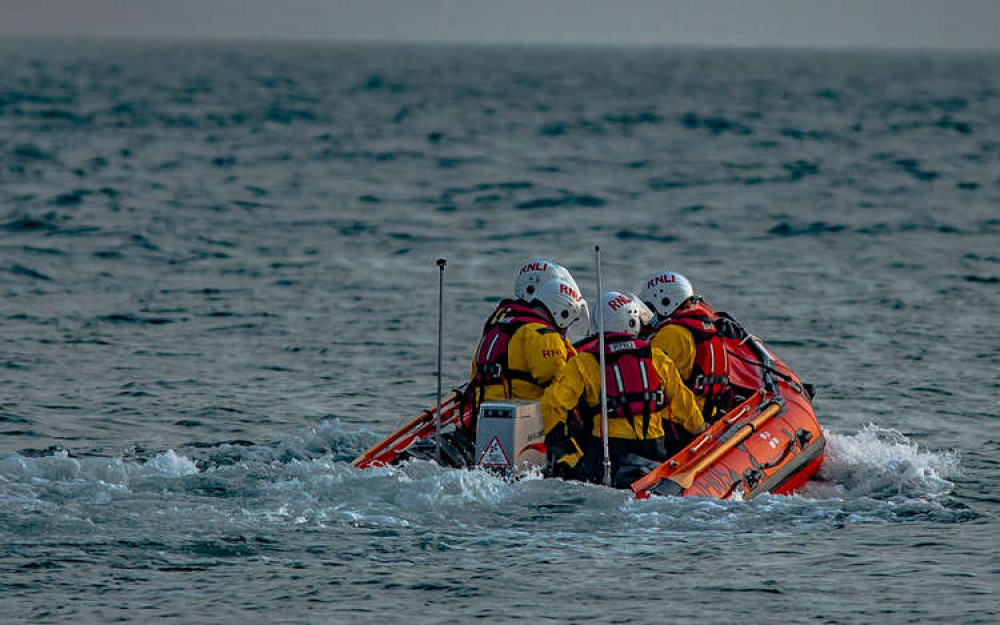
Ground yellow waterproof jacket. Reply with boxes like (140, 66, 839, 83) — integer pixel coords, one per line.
(541, 345, 703, 440)
(648, 324, 697, 381)
(647, 324, 707, 413)
(469, 322, 576, 402)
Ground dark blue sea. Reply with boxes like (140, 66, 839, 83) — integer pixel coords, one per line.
(1, 39, 997, 624)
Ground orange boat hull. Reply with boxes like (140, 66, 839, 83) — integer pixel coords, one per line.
(632, 381, 825, 499)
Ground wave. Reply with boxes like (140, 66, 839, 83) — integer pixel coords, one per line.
(803, 424, 959, 501)
(8, 264, 53, 281)
(0, 420, 974, 541)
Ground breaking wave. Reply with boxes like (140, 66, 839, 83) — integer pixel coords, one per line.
(0, 421, 973, 540)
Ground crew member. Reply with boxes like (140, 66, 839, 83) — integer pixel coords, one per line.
(638, 271, 736, 420)
(541, 291, 703, 487)
(416, 259, 586, 468)
(467, 275, 588, 419)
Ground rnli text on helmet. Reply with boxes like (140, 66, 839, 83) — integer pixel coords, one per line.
(607, 294, 632, 311)
(560, 283, 580, 300)
(520, 261, 549, 274)
(646, 274, 677, 288)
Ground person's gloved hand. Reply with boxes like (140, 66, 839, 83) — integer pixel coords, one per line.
(545, 423, 583, 470)
(715, 315, 747, 339)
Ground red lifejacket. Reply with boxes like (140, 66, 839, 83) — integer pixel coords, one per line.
(663, 301, 733, 413)
(582, 333, 667, 439)
(471, 299, 557, 394)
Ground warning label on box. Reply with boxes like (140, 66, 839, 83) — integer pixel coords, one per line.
(477, 436, 511, 467)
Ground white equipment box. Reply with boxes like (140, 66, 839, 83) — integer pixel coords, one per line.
(474, 400, 546, 478)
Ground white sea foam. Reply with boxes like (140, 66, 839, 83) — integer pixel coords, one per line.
(801, 424, 958, 500)
(134, 449, 200, 477)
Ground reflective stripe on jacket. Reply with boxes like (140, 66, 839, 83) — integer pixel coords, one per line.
(579, 333, 666, 439)
(666, 310, 728, 382)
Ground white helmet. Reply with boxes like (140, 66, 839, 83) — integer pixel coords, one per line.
(639, 271, 694, 319)
(592, 291, 653, 337)
(514, 258, 577, 302)
(536, 279, 587, 330)
(627, 291, 655, 328)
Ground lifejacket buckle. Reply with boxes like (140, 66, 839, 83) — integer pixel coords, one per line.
(653, 390, 666, 407)
(692, 375, 708, 395)
(475, 362, 505, 382)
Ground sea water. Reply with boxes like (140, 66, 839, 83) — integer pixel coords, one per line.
(0, 40, 997, 624)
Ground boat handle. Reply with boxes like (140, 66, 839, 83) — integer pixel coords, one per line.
(724, 404, 750, 425)
(687, 434, 713, 454)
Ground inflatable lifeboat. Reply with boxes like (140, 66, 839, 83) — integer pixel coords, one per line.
(354, 310, 825, 501)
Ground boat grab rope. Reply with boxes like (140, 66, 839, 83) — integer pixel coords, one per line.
(725, 348, 813, 399)
(726, 348, 796, 382)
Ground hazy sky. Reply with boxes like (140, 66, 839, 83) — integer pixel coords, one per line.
(2, 0, 999, 49)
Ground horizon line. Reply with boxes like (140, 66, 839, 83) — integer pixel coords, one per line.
(2, 33, 999, 55)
